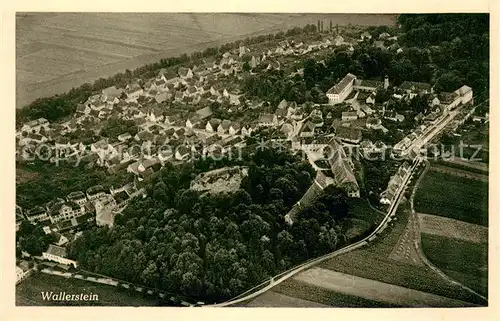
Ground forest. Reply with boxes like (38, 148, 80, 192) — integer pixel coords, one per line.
(67, 147, 354, 303)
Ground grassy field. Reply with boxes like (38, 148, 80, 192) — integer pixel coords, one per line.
(344, 198, 386, 240)
(414, 168, 488, 226)
(16, 272, 161, 306)
(418, 213, 488, 244)
(272, 278, 400, 308)
(16, 13, 397, 108)
(421, 233, 488, 296)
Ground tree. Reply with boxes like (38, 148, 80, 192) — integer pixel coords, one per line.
(242, 61, 251, 72)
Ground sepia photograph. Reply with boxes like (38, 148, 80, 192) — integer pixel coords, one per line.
(11, 8, 491, 313)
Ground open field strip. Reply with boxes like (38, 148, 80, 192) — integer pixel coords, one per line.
(414, 168, 488, 226)
(418, 213, 488, 244)
(294, 267, 475, 307)
(270, 278, 400, 307)
(430, 164, 488, 182)
(420, 233, 488, 296)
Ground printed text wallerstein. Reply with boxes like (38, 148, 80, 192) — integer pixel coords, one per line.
(41, 291, 99, 301)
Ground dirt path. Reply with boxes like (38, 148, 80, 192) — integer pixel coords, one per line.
(293, 267, 475, 307)
(388, 212, 424, 266)
(418, 213, 488, 244)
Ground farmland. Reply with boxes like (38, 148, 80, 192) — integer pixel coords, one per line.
(245, 199, 486, 307)
(421, 233, 488, 296)
(16, 13, 397, 108)
(414, 167, 488, 226)
(418, 213, 488, 244)
(16, 273, 161, 306)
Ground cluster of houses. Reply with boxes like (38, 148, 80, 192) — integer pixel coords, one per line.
(322, 72, 474, 153)
(284, 137, 360, 225)
(379, 161, 412, 206)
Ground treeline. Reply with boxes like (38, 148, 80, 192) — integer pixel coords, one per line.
(67, 147, 353, 303)
(397, 14, 489, 97)
(243, 14, 489, 108)
(16, 160, 134, 209)
(16, 24, 319, 127)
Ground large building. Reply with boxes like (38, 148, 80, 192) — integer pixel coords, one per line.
(326, 74, 389, 105)
(326, 73, 357, 105)
(326, 138, 360, 198)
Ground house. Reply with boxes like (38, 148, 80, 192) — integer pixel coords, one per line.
(66, 191, 87, 206)
(117, 132, 132, 142)
(42, 244, 77, 268)
(25, 206, 49, 224)
(76, 103, 91, 115)
(360, 31, 372, 40)
(342, 111, 358, 121)
(21, 118, 50, 134)
(299, 121, 316, 138)
(257, 113, 278, 127)
(206, 118, 222, 132)
(95, 195, 118, 228)
(335, 126, 362, 144)
(327, 138, 360, 197)
(229, 122, 241, 136)
(195, 106, 213, 120)
(102, 86, 123, 101)
(326, 73, 357, 105)
(86, 185, 107, 201)
(353, 79, 384, 92)
(366, 93, 376, 105)
(217, 120, 232, 134)
(178, 67, 193, 79)
(379, 32, 391, 39)
(155, 92, 169, 104)
(411, 114, 425, 125)
(175, 146, 191, 161)
(125, 83, 144, 101)
(360, 104, 374, 115)
(127, 157, 161, 176)
(241, 125, 253, 137)
(49, 202, 85, 223)
(399, 81, 432, 98)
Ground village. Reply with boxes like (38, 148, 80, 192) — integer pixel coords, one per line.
(15, 25, 484, 285)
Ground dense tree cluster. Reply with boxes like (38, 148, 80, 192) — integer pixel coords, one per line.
(100, 117, 139, 139)
(16, 160, 134, 209)
(17, 221, 58, 256)
(398, 14, 489, 98)
(67, 147, 353, 303)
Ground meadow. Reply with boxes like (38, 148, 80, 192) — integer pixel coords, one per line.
(421, 233, 488, 296)
(414, 168, 488, 226)
(16, 13, 397, 108)
(16, 273, 161, 306)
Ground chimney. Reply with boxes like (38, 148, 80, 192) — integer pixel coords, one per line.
(384, 75, 389, 89)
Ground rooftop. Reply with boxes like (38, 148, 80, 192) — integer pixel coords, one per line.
(327, 73, 357, 95)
